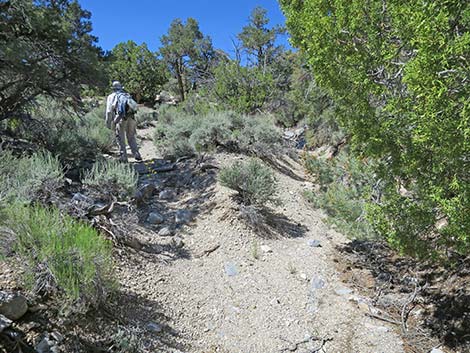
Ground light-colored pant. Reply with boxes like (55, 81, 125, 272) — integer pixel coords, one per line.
(115, 117, 139, 160)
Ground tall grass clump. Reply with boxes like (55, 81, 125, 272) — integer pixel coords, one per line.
(83, 159, 138, 197)
(0, 150, 64, 202)
(1, 203, 114, 307)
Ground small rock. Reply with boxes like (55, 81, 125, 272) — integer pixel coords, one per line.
(50, 331, 63, 343)
(299, 273, 308, 281)
(147, 212, 164, 224)
(430, 349, 445, 353)
(283, 131, 296, 139)
(172, 237, 185, 248)
(71, 193, 92, 203)
(349, 295, 369, 311)
(159, 189, 175, 200)
(335, 287, 353, 296)
(224, 262, 238, 277)
(36, 336, 59, 353)
(0, 292, 28, 321)
(28, 304, 47, 313)
(307, 239, 321, 248)
(146, 322, 163, 333)
(310, 276, 325, 290)
(175, 210, 193, 224)
(158, 227, 173, 237)
(134, 183, 156, 202)
(260, 245, 273, 253)
(0, 314, 12, 333)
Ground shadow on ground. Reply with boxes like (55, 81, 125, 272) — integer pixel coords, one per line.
(129, 156, 218, 258)
(338, 240, 470, 352)
(262, 154, 306, 182)
(237, 204, 308, 239)
(70, 289, 189, 352)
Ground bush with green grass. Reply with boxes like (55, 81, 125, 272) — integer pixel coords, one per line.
(153, 110, 283, 159)
(83, 159, 138, 197)
(1, 203, 114, 307)
(219, 158, 278, 206)
(135, 106, 158, 127)
(0, 150, 64, 202)
(2, 99, 114, 161)
(303, 152, 377, 239)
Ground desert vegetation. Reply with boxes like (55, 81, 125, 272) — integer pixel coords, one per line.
(0, 0, 469, 352)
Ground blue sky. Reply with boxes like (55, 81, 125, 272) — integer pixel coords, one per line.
(78, 0, 289, 56)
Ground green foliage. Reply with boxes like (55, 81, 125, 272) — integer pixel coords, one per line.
(1, 203, 113, 307)
(2, 99, 114, 160)
(304, 152, 377, 239)
(160, 18, 216, 101)
(0, 0, 106, 121)
(236, 114, 283, 156)
(83, 159, 138, 197)
(153, 110, 282, 159)
(281, 0, 470, 257)
(109, 41, 168, 102)
(219, 159, 278, 206)
(238, 6, 285, 67)
(0, 150, 64, 202)
(80, 106, 115, 152)
(135, 106, 158, 127)
(211, 61, 275, 114)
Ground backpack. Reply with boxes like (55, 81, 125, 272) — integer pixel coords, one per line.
(114, 92, 138, 123)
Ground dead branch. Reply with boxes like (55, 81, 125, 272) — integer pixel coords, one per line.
(401, 278, 420, 334)
(279, 335, 332, 353)
(365, 312, 401, 325)
(311, 336, 333, 353)
(195, 243, 220, 258)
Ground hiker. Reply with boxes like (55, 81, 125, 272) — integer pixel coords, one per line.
(105, 81, 142, 162)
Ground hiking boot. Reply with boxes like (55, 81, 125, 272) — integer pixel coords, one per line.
(134, 152, 142, 161)
(119, 154, 128, 163)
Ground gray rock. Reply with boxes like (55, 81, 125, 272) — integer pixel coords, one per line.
(294, 127, 306, 136)
(36, 336, 59, 353)
(147, 212, 164, 224)
(175, 210, 193, 224)
(260, 245, 273, 253)
(307, 239, 321, 248)
(335, 287, 353, 296)
(134, 183, 156, 202)
(158, 227, 173, 237)
(0, 292, 28, 321)
(283, 131, 296, 139)
(71, 193, 92, 203)
(0, 314, 12, 332)
(172, 237, 185, 249)
(224, 262, 238, 277)
(430, 349, 445, 353)
(310, 276, 325, 290)
(146, 322, 163, 333)
(159, 189, 176, 200)
(50, 331, 64, 343)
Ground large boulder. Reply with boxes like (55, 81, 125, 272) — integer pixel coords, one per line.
(0, 291, 28, 321)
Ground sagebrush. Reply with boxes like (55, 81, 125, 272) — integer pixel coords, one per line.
(83, 159, 138, 197)
(0, 150, 64, 202)
(219, 158, 278, 206)
(153, 110, 282, 159)
(1, 203, 114, 308)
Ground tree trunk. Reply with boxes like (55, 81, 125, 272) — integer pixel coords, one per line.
(175, 59, 185, 102)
